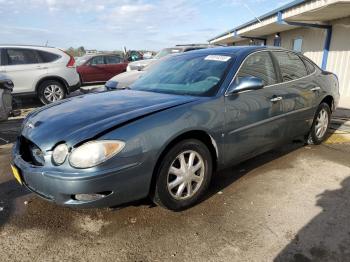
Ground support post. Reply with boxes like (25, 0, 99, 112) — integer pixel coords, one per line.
(321, 27, 332, 70)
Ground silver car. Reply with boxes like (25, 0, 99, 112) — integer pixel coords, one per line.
(127, 45, 214, 71)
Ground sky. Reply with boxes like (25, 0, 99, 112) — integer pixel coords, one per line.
(0, 0, 290, 51)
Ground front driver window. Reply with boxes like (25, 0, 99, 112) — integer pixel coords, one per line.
(237, 52, 277, 86)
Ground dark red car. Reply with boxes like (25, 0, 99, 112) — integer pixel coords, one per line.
(76, 54, 128, 84)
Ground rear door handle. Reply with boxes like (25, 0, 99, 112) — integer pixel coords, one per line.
(36, 66, 48, 70)
(270, 96, 283, 102)
(310, 86, 321, 92)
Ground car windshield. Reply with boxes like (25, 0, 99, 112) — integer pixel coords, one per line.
(131, 53, 234, 96)
(154, 48, 183, 59)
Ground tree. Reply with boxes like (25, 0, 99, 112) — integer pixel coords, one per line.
(77, 46, 85, 56)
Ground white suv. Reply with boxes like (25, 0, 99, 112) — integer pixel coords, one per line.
(0, 45, 80, 104)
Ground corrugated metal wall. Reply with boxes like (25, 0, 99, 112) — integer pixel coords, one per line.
(328, 17, 350, 100)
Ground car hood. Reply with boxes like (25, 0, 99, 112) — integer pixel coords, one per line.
(22, 90, 199, 150)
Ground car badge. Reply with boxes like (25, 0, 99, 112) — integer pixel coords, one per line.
(26, 122, 35, 129)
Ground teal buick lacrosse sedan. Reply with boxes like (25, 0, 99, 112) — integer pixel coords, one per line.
(12, 47, 339, 211)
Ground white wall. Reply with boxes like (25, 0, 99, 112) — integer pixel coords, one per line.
(328, 17, 350, 107)
(266, 27, 325, 66)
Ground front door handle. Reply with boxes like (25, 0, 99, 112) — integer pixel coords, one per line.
(310, 86, 321, 92)
(270, 96, 283, 102)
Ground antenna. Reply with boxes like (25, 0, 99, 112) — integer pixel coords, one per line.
(45, 40, 48, 46)
(243, 4, 262, 23)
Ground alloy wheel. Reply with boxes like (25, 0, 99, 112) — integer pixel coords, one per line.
(44, 85, 64, 102)
(315, 108, 329, 139)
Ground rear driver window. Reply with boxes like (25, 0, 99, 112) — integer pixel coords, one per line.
(90, 56, 105, 65)
(6, 49, 40, 65)
(273, 51, 307, 82)
(303, 58, 316, 74)
(237, 52, 277, 86)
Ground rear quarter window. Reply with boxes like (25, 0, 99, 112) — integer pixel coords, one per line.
(37, 50, 60, 63)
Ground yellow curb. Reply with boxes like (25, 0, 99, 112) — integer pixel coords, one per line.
(325, 133, 350, 144)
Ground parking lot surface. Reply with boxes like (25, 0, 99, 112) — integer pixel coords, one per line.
(0, 106, 350, 262)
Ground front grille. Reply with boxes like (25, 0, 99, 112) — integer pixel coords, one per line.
(19, 136, 45, 166)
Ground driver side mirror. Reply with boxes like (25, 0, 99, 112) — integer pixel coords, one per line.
(226, 76, 264, 95)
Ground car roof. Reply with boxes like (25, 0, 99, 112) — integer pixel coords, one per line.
(0, 44, 57, 49)
(82, 53, 122, 58)
(179, 46, 292, 56)
(0, 45, 66, 56)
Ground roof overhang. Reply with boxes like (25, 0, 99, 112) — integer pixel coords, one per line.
(284, 1, 350, 22)
(209, 0, 350, 45)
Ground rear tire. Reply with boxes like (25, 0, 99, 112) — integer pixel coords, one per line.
(38, 80, 66, 105)
(307, 103, 331, 145)
(153, 139, 213, 211)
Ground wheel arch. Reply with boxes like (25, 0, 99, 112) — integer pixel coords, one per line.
(35, 76, 69, 95)
(320, 95, 334, 112)
(149, 130, 218, 196)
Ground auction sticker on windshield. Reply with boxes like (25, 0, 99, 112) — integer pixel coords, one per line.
(204, 55, 231, 62)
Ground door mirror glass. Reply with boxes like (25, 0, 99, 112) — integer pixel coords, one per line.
(226, 76, 264, 95)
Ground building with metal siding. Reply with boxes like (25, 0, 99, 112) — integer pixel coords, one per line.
(209, 0, 350, 108)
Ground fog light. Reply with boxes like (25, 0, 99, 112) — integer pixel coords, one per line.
(74, 192, 111, 201)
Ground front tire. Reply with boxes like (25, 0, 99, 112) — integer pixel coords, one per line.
(307, 103, 331, 145)
(153, 139, 213, 211)
(38, 80, 66, 105)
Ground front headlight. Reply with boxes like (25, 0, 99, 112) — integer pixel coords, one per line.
(126, 65, 131, 72)
(69, 140, 125, 169)
(52, 143, 69, 165)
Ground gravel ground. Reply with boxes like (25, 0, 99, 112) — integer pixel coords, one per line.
(0, 98, 350, 261)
